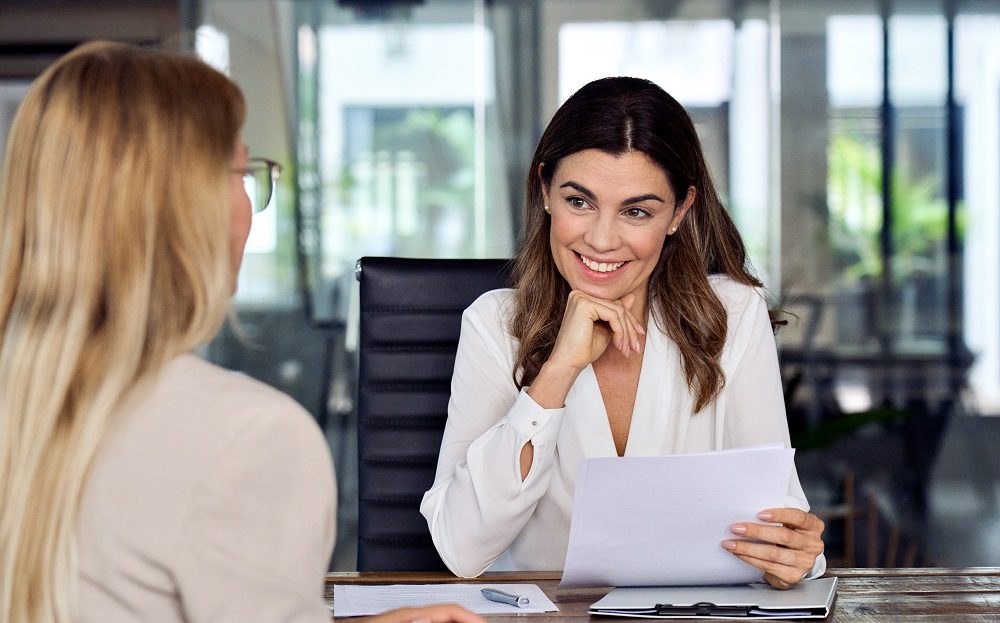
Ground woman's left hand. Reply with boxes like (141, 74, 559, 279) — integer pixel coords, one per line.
(722, 508, 825, 589)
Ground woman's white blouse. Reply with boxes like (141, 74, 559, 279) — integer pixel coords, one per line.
(420, 276, 825, 579)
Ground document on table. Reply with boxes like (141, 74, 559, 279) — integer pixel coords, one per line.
(560, 444, 795, 588)
(332, 583, 558, 617)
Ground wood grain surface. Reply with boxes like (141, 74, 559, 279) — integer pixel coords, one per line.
(325, 568, 1000, 621)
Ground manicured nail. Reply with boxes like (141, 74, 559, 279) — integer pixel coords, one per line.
(730, 523, 747, 534)
(722, 540, 737, 550)
(637, 324, 646, 334)
(758, 511, 773, 521)
(633, 339, 641, 352)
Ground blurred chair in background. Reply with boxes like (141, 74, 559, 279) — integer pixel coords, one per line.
(355, 257, 513, 571)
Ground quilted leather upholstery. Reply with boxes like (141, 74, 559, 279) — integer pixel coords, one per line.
(356, 256, 514, 571)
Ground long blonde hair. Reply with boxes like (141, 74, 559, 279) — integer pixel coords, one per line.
(0, 41, 245, 623)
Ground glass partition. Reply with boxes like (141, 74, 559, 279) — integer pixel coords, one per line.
(297, 0, 512, 323)
(190, 0, 1000, 569)
(0, 81, 31, 160)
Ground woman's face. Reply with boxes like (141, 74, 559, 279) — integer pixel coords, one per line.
(543, 149, 694, 311)
(229, 139, 252, 279)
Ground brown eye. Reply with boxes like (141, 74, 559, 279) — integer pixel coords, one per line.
(623, 207, 651, 219)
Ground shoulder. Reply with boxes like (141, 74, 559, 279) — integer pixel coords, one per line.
(708, 274, 768, 319)
(80, 354, 333, 582)
(707, 275, 774, 347)
(160, 352, 333, 483)
(159, 356, 335, 536)
(466, 287, 516, 313)
(455, 288, 519, 364)
(161, 358, 336, 617)
(166, 354, 312, 421)
(153, 354, 329, 463)
(463, 288, 516, 329)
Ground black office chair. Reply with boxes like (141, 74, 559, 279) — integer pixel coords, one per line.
(355, 256, 515, 571)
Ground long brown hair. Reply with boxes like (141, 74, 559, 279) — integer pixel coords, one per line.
(511, 77, 760, 412)
(0, 41, 244, 622)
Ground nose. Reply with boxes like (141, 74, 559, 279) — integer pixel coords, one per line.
(582, 212, 620, 252)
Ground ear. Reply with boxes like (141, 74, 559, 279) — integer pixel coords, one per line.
(537, 161, 549, 196)
(668, 186, 696, 234)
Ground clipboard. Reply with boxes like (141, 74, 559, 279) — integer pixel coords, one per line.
(589, 577, 837, 619)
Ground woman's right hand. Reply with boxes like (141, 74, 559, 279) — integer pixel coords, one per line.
(549, 290, 644, 371)
(364, 604, 486, 623)
(527, 290, 644, 411)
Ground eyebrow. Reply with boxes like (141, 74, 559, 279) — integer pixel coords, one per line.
(558, 181, 665, 205)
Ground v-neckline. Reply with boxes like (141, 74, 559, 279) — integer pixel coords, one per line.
(581, 319, 657, 457)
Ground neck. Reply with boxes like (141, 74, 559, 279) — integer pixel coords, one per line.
(630, 287, 650, 327)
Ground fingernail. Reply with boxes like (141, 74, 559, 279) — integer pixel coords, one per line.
(722, 540, 737, 550)
(758, 511, 773, 521)
(633, 339, 641, 352)
(637, 324, 646, 334)
(730, 523, 747, 534)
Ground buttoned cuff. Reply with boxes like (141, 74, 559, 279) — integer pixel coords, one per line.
(504, 387, 564, 446)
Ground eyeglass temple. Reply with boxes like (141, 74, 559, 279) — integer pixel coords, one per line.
(251, 159, 280, 209)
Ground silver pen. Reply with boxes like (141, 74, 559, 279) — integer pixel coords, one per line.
(481, 587, 530, 608)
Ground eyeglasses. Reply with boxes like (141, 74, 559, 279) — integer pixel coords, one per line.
(237, 157, 282, 213)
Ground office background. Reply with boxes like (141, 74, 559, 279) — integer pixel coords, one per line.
(1, 0, 998, 571)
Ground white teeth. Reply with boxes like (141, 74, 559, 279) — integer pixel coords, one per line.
(580, 254, 625, 273)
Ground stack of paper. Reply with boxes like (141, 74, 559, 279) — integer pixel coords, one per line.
(561, 444, 795, 587)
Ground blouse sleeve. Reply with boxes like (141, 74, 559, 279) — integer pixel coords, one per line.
(173, 396, 336, 623)
(420, 291, 565, 578)
(720, 287, 827, 578)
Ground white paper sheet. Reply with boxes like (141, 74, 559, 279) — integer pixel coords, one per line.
(560, 444, 794, 587)
(332, 583, 558, 617)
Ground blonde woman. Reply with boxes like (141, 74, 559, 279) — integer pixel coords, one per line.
(0, 42, 481, 623)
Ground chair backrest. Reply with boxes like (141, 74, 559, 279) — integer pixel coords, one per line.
(355, 256, 515, 571)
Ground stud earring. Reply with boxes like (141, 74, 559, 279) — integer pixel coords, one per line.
(544, 205, 551, 214)
(669, 226, 677, 234)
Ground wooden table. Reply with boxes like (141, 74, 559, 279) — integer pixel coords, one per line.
(326, 568, 1000, 621)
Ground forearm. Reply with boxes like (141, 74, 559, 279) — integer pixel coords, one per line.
(421, 391, 562, 577)
(522, 360, 581, 479)
(526, 359, 581, 409)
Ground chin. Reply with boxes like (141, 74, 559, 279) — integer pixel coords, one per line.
(569, 282, 625, 301)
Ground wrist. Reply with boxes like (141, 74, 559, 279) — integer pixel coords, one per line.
(526, 359, 582, 408)
(539, 357, 585, 380)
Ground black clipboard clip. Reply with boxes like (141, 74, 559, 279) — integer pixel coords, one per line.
(655, 602, 752, 617)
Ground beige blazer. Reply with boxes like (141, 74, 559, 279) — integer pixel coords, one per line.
(77, 354, 336, 622)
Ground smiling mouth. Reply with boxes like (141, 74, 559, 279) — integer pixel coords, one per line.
(578, 253, 627, 273)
